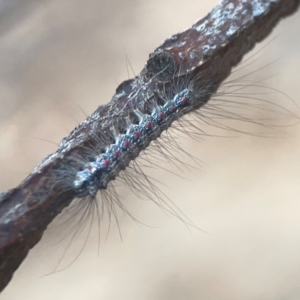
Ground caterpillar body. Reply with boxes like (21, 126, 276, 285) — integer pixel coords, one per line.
(73, 88, 193, 198)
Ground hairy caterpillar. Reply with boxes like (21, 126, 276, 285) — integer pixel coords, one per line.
(1, 0, 300, 299)
(37, 48, 298, 278)
(73, 90, 193, 194)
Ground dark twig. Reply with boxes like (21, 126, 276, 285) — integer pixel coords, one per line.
(0, 0, 298, 292)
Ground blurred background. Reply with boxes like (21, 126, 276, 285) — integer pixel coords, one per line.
(1, 0, 300, 299)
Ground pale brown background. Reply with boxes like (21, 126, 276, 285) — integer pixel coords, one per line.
(1, 1, 300, 299)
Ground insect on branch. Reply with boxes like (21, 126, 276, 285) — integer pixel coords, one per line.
(0, 0, 298, 292)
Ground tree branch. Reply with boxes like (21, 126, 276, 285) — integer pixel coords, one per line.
(0, 0, 299, 292)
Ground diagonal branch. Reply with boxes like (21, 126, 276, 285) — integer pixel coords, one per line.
(0, 0, 299, 292)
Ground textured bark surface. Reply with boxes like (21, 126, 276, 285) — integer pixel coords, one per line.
(0, 0, 299, 292)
